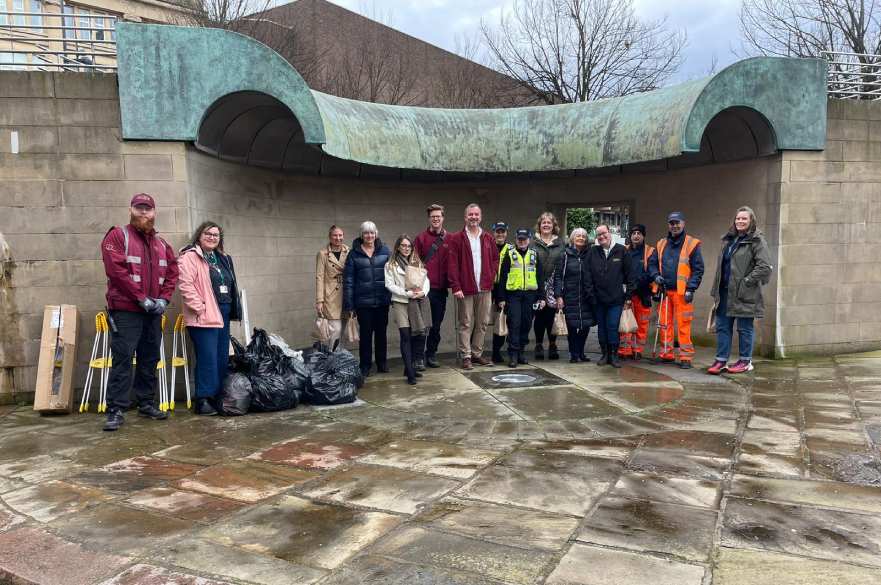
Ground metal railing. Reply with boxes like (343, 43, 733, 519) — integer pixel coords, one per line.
(0, 9, 118, 72)
(823, 51, 881, 100)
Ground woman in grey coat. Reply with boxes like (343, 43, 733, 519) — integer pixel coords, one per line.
(707, 206, 773, 375)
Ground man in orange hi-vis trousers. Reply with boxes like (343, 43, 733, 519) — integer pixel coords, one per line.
(619, 224, 657, 360)
(653, 212, 704, 369)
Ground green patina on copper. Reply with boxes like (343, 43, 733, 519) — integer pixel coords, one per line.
(116, 22, 325, 144)
(117, 23, 827, 172)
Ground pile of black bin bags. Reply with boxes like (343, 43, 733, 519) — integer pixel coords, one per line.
(219, 328, 363, 416)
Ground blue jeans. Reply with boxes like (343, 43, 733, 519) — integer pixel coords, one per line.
(595, 302, 623, 347)
(188, 302, 232, 398)
(715, 292, 754, 362)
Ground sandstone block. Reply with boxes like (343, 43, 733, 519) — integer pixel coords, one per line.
(0, 154, 56, 180)
(0, 127, 58, 154)
(826, 118, 868, 142)
(53, 72, 118, 100)
(58, 99, 120, 127)
(59, 126, 122, 154)
(60, 154, 125, 181)
(0, 180, 61, 206)
(0, 71, 53, 98)
(0, 98, 58, 126)
(124, 154, 173, 181)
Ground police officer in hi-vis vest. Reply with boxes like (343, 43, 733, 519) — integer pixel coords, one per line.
(495, 228, 544, 368)
(491, 222, 512, 363)
(100, 194, 179, 431)
(653, 211, 704, 368)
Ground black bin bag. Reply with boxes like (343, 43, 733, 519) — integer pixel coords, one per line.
(303, 346, 363, 405)
(245, 329, 299, 412)
(219, 373, 252, 416)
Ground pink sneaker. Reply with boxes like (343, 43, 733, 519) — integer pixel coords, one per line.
(706, 360, 727, 375)
(727, 360, 754, 374)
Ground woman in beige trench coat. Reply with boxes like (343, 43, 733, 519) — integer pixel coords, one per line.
(315, 225, 350, 346)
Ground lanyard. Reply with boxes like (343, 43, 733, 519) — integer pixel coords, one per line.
(206, 252, 225, 286)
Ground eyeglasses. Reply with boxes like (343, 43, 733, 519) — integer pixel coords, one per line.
(399, 244, 412, 249)
(203, 232, 221, 239)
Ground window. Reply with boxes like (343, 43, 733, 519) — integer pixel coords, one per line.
(29, 0, 41, 30)
(0, 52, 11, 71)
(12, 0, 24, 26)
(63, 5, 74, 40)
(0, 0, 7, 26)
(13, 52, 27, 70)
(77, 13, 89, 40)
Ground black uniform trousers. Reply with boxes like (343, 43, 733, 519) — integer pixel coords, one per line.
(356, 306, 389, 371)
(425, 288, 448, 358)
(505, 291, 534, 354)
(107, 310, 162, 412)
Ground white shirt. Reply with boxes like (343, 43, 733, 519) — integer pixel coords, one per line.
(467, 228, 483, 291)
(603, 245, 612, 258)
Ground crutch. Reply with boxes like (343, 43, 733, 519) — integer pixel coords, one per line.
(80, 312, 109, 412)
(170, 314, 192, 410)
(158, 314, 169, 411)
(652, 292, 669, 361)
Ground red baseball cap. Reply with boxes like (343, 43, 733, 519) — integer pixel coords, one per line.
(130, 193, 155, 208)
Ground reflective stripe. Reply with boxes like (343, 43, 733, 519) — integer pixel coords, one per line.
(158, 259, 168, 267)
(130, 274, 142, 282)
(158, 277, 165, 285)
(680, 344, 695, 350)
(126, 256, 142, 264)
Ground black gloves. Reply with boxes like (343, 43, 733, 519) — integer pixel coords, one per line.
(684, 291, 694, 304)
(139, 298, 156, 313)
(654, 275, 665, 286)
(152, 299, 168, 315)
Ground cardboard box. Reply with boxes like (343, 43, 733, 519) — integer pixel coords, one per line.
(33, 305, 79, 413)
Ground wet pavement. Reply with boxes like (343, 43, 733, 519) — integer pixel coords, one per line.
(2, 349, 881, 584)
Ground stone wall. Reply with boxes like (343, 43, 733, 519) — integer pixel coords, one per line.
(0, 72, 191, 404)
(776, 101, 881, 355)
(2, 69, 879, 404)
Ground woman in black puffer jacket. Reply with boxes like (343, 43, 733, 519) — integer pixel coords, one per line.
(343, 221, 392, 378)
(553, 228, 596, 363)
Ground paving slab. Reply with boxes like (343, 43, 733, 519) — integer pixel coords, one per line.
(628, 448, 730, 479)
(124, 487, 246, 523)
(0, 476, 26, 495)
(0, 526, 130, 585)
(499, 449, 624, 481)
(714, 548, 881, 585)
(98, 563, 235, 585)
(319, 554, 507, 585)
(493, 385, 626, 420)
(416, 496, 579, 551)
(721, 496, 881, 567)
(456, 464, 615, 516)
(2, 479, 114, 522)
(69, 456, 203, 494)
(358, 439, 500, 478)
(51, 503, 195, 556)
(0, 506, 25, 533)
(641, 430, 737, 458)
(609, 471, 721, 508)
(577, 496, 717, 561)
(158, 537, 327, 585)
(729, 474, 881, 514)
(545, 543, 705, 585)
(175, 460, 316, 502)
(371, 526, 554, 585)
(0, 454, 89, 483)
(200, 495, 400, 570)
(247, 437, 370, 470)
(152, 437, 260, 466)
(300, 464, 460, 514)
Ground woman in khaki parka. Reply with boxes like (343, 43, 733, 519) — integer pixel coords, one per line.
(315, 225, 350, 346)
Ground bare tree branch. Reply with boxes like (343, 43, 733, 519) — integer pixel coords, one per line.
(480, 0, 687, 103)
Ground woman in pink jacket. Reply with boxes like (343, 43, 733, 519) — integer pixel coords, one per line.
(178, 221, 241, 415)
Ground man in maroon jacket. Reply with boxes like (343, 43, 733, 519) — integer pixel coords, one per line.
(447, 203, 499, 369)
(100, 194, 179, 431)
(414, 203, 451, 369)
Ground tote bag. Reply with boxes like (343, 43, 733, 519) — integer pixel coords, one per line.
(552, 309, 568, 336)
(618, 307, 638, 334)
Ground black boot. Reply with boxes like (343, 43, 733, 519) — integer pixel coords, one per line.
(508, 352, 518, 368)
(597, 344, 609, 366)
(518, 353, 529, 365)
(534, 343, 545, 360)
(548, 342, 560, 360)
(426, 355, 440, 368)
(492, 334, 505, 363)
(195, 398, 218, 416)
(400, 328, 417, 385)
(413, 334, 426, 372)
(138, 403, 168, 420)
(103, 409, 125, 431)
(609, 345, 622, 369)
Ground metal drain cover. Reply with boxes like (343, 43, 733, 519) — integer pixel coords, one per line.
(491, 373, 538, 384)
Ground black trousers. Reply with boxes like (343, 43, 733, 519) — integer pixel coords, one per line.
(356, 306, 389, 371)
(568, 327, 590, 359)
(505, 291, 534, 353)
(533, 306, 557, 346)
(425, 288, 448, 357)
(107, 310, 162, 411)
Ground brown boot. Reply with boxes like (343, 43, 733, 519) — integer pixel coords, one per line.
(461, 357, 473, 370)
(472, 355, 492, 366)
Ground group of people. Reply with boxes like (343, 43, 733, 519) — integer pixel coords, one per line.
(317, 202, 773, 384)
(97, 193, 771, 431)
(100, 194, 242, 430)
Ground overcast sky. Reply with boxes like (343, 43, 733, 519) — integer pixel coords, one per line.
(324, 0, 744, 83)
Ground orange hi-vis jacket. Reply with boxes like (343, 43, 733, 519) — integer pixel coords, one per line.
(656, 235, 701, 295)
